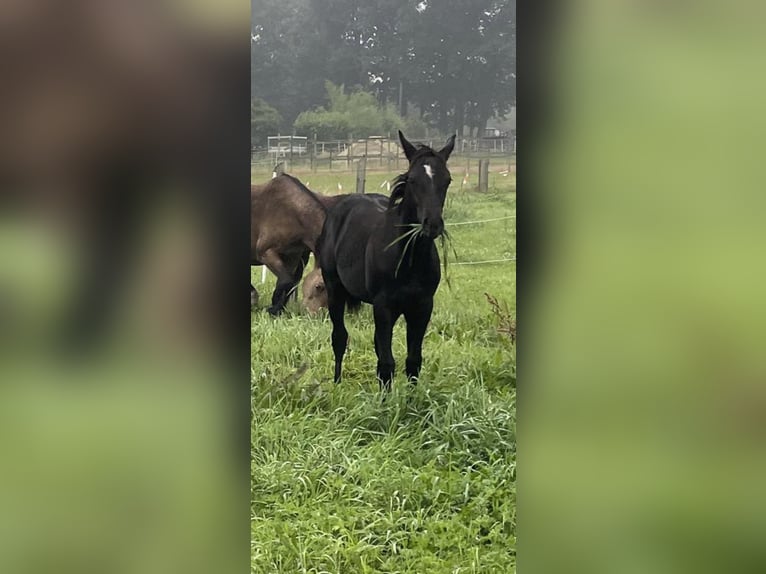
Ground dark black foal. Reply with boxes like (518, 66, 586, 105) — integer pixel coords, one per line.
(317, 131, 455, 390)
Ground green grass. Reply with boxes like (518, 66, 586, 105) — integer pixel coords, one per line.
(251, 181, 516, 573)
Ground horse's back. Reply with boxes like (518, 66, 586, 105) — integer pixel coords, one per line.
(251, 176, 319, 215)
(321, 194, 386, 248)
(251, 175, 326, 256)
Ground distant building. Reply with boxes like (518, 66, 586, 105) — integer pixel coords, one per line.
(487, 106, 516, 136)
(483, 127, 506, 138)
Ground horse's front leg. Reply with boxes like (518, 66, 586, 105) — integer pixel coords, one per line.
(373, 302, 398, 391)
(56, 177, 145, 356)
(403, 298, 433, 384)
(259, 249, 297, 315)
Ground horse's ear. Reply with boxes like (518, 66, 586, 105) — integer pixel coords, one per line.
(438, 134, 456, 161)
(399, 130, 417, 162)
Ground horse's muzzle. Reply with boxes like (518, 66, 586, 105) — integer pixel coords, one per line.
(422, 219, 444, 239)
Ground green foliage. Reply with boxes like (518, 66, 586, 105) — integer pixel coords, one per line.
(294, 82, 404, 140)
(252, 184, 516, 572)
(251, 98, 283, 148)
(293, 110, 349, 141)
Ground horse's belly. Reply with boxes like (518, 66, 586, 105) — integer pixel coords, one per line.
(338, 267, 371, 303)
(332, 226, 373, 301)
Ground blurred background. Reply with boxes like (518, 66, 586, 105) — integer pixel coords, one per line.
(0, 1, 250, 573)
(524, 1, 766, 572)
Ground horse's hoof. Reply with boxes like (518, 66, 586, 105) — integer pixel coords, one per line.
(267, 306, 283, 316)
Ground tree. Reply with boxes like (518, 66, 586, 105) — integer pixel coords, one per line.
(400, 0, 516, 135)
(251, 98, 282, 148)
(294, 82, 403, 140)
(251, 0, 327, 127)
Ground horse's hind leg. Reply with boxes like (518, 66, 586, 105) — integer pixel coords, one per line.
(373, 302, 399, 391)
(403, 299, 433, 384)
(326, 279, 349, 383)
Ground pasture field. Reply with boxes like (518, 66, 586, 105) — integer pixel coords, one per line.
(251, 173, 516, 573)
(252, 156, 515, 197)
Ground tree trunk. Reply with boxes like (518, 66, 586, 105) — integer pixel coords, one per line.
(453, 99, 465, 137)
(476, 99, 491, 137)
(399, 80, 406, 117)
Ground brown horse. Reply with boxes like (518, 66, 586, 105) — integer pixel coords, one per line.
(251, 174, 348, 315)
(301, 268, 327, 315)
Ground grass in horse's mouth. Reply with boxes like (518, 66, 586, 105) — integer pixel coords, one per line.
(386, 223, 424, 278)
(385, 223, 456, 286)
(438, 229, 457, 289)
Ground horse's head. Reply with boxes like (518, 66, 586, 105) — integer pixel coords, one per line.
(394, 130, 455, 239)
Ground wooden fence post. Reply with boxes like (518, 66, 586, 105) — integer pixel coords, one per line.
(379, 138, 384, 167)
(356, 156, 367, 194)
(477, 159, 483, 190)
(478, 158, 490, 192)
(311, 134, 317, 172)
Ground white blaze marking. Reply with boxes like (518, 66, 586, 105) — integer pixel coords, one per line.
(424, 164, 434, 180)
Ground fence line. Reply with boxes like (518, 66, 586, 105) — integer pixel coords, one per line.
(446, 215, 516, 227)
(444, 214, 515, 266)
(451, 257, 516, 266)
(252, 136, 515, 178)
